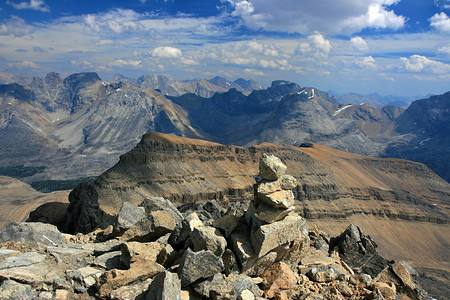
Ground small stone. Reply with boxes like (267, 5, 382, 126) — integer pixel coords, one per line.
(214, 214, 239, 237)
(191, 225, 227, 257)
(259, 154, 287, 181)
(307, 266, 340, 283)
(94, 251, 124, 270)
(257, 175, 297, 195)
(257, 190, 294, 209)
(260, 262, 297, 299)
(236, 289, 255, 300)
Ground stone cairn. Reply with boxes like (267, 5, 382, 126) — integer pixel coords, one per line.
(0, 155, 430, 299)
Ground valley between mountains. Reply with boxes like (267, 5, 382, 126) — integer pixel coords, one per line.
(0, 72, 449, 298)
(0, 72, 448, 184)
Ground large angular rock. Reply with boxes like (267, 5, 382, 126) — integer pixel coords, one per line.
(66, 266, 103, 288)
(177, 249, 224, 287)
(251, 213, 308, 258)
(191, 225, 227, 257)
(0, 222, 67, 246)
(119, 210, 176, 242)
(146, 271, 181, 300)
(230, 225, 256, 270)
(259, 154, 287, 180)
(261, 262, 298, 298)
(168, 212, 203, 247)
(0, 252, 46, 269)
(0, 280, 37, 300)
(120, 241, 164, 269)
(246, 201, 294, 226)
(140, 197, 183, 225)
(97, 259, 164, 298)
(193, 273, 262, 299)
(257, 175, 297, 195)
(257, 190, 294, 209)
(330, 224, 387, 277)
(214, 214, 239, 237)
(116, 202, 146, 230)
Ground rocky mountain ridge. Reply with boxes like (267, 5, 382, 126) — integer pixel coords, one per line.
(0, 154, 438, 299)
(0, 72, 449, 183)
(60, 133, 449, 296)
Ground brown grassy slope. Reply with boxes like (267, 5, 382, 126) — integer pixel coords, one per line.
(0, 176, 69, 229)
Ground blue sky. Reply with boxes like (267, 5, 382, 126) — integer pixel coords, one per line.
(0, 0, 449, 96)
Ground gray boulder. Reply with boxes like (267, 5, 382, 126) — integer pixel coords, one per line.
(251, 213, 309, 258)
(0, 222, 67, 246)
(191, 225, 227, 257)
(177, 249, 224, 287)
(330, 224, 387, 277)
(146, 271, 181, 300)
(116, 202, 146, 230)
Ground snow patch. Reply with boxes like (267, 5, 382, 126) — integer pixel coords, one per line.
(419, 138, 431, 145)
(333, 105, 352, 116)
(308, 89, 315, 99)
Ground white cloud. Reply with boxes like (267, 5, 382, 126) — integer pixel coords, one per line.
(400, 55, 450, 74)
(181, 58, 199, 65)
(244, 68, 265, 76)
(83, 9, 145, 33)
(429, 12, 450, 33)
(6, 0, 49, 12)
(108, 59, 142, 68)
(151, 46, 182, 58)
(7, 60, 39, 68)
(438, 45, 450, 54)
(95, 39, 114, 46)
(296, 33, 331, 61)
(224, 0, 405, 34)
(0, 16, 35, 37)
(350, 36, 369, 50)
(356, 56, 376, 68)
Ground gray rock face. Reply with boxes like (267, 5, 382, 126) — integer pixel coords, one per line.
(330, 224, 388, 277)
(0, 222, 67, 246)
(0, 280, 37, 300)
(177, 249, 224, 287)
(146, 271, 181, 300)
(116, 202, 146, 230)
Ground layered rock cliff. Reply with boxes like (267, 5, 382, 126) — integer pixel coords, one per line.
(63, 133, 449, 288)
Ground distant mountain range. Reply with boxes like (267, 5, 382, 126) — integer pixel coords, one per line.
(0, 72, 448, 183)
(109, 74, 263, 98)
(328, 91, 426, 108)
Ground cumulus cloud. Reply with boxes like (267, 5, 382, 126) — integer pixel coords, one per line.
(438, 45, 450, 54)
(7, 61, 39, 69)
(296, 33, 331, 61)
(108, 59, 142, 68)
(400, 55, 450, 74)
(224, 0, 405, 34)
(181, 57, 199, 65)
(356, 56, 376, 68)
(350, 36, 369, 50)
(151, 46, 182, 58)
(0, 16, 35, 37)
(6, 0, 49, 12)
(429, 12, 450, 33)
(244, 68, 265, 76)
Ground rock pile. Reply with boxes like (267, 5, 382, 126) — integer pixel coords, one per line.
(0, 155, 430, 299)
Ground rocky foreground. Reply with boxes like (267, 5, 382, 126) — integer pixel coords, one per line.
(0, 156, 430, 299)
